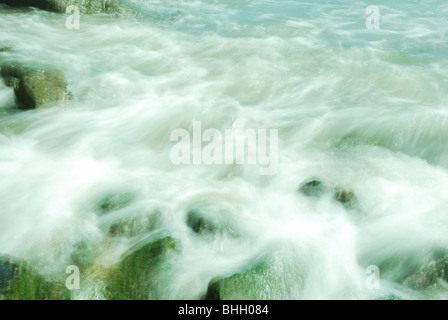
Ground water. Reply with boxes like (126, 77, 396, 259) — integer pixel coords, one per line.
(0, 0, 448, 299)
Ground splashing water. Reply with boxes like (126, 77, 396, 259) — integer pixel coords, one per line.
(0, 0, 448, 300)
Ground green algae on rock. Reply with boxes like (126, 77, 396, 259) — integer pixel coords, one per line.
(0, 255, 71, 300)
(108, 210, 163, 238)
(1, 62, 72, 109)
(96, 192, 135, 216)
(105, 232, 181, 300)
(205, 242, 305, 300)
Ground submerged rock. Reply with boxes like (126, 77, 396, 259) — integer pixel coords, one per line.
(360, 248, 448, 290)
(0, 256, 15, 295)
(0, 254, 71, 300)
(0, 0, 136, 15)
(0, 62, 72, 109)
(298, 178, 327, 197)
(186, 208, 239, 238)
(69, 241, 95, 272)
(109, 211, 162, 238)
(205, 242, 305, 300)
(403, 250, 448, 290)
(298, 177, 359, 210)
(334, 188, 358, 209)
(96, 192, 135, 216)
(106, 233, 181, 300)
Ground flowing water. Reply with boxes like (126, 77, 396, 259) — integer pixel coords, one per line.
(0, 0, 448, 300)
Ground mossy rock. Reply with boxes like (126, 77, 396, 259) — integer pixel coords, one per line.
(403, 249, 448, 290)
(205, 242, 305, 300)
(106, 233, 181, 300)
(96, 192, 135, 216)
(298, 178, 327, 197)
(1, 62, 72, 109)
(109, 211, 163, 238)
(0, 255, 71, 300)
(360, 248, 448, 286)
(186, 208, 239, 238)
(0, 0, 136, 15)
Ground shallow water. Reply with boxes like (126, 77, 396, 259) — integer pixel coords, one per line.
(0, 0, 448, 299)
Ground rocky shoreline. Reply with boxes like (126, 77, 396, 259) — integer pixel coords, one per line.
(0, 0, 140, 110)
(0, 0, 136, 15)
(1, 185, 447, 300)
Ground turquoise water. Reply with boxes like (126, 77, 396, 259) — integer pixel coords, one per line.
(0, 0, 448, 299)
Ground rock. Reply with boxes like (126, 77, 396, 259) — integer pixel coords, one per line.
(298, 178, 359, 210)
(109, 211, 162, 238)
(205, 242, 305, 300)
(334, 188, 358, 209)
(0, 254, 71, 300)
(403, 250, 448, 290)
(298, 178, 327, 197)
(69, 241, 95, 271)
(360, 252, 425, 286)
(186, 207, 239, 238)
(0, 46, 11, 52)
(0, 0, 136, 15)
(105, 232, 181, 300)
(1, 62, 72, 109)
(0, 256, 15, 295)
(96, 192, 134, 216)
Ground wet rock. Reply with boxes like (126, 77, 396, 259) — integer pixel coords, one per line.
(0, 62, 72, 109)
(298, 178, 359, 211)
(186, 208, 239, 238)
(109, 211, 162, 238)
(298, 178, 327, 197)
(359, 247, 448, 289)
(0, 46, 11, 52)
(96, 192, 134, 216)
(0, 0, 136, 15)
(205, 242, 305, 300)
(361, 252, 425, 285)
(403, 250, 448, 290)
(69, 241, 95, 271)
(0, 254, 71, 300)
(334, 188, 358, 209)
(106, 232, 181, 300)
(0, 256, 15, 295)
